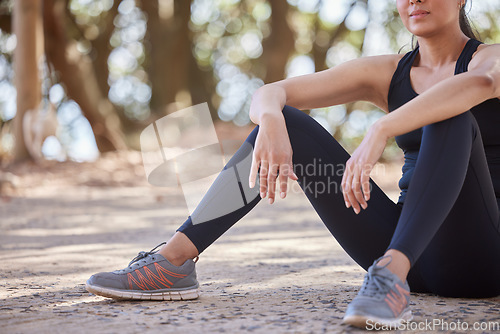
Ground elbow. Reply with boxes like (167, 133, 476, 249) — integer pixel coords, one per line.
(479, 74, 496, 98)
(489, 73, 500, 98)
(482, 72, 497, 96)
(481, 60, 500, 98)
(468, 71, 497, 101)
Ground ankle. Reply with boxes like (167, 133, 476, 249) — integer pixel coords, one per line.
(158, 248, 191, 266)
(378, 250, 410, 283)
(386, 262, 408, 283)
(157, 232, 199, 266)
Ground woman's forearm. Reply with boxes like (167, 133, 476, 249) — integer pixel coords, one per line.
(375, 71, 496, 139)
(249, 84, 288, 126)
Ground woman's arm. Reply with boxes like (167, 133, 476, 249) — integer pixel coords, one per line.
(341, 44, 500, 214)
(375, 44, 500, 139)
(249, 54, 402, 125)
(248, 55, 401, 204)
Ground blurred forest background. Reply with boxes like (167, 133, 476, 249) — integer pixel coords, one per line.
(0, 0, 499, 165)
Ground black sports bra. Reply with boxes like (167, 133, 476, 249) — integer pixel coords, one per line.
(387, 39, 500, 204)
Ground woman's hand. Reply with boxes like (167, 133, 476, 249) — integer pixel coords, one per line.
(341, 122, 389, 214)
(249, 114, 298, 204)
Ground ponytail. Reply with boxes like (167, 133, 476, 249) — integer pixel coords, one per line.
(458, 5, 479, 40)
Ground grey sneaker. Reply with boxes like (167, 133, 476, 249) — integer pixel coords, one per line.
(86, 243, 200, 301)
(342, 256, 412, 329)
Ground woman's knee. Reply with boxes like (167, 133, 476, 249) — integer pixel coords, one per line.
(423, 110, 479, 140)
(244, 105, 308, 146)
(282, 105, 314, 129)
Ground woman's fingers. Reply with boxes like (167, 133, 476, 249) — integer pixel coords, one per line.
(341, 126, 385, 213)
(343, 164, 358, 212)
(277, 163, 288, 199)
(259, 160, 269, 199)
(249, 152, 260, 189)
(361, 164, 372, 202)
(277, 163, 292, 199)
(341, 163, 350, 208)
(352, 165, 367, 211)
(251, 156, 297, 203)
(346, 179, 360, 214)
(267, 163, 279, 204)
(342, 159, 370, 214)
(249, 126, 297, 203)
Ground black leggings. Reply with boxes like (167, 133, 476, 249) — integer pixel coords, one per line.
(177, 105, 500, 298)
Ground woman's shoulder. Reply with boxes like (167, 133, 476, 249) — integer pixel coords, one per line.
(359, 53, 405, 65)
(470, 42, 500, 100)
(477, 41, 500, 48)
(472, 42, 500, 59)
(360, 54, 406, 77)
(469, 42, 500, 71)
(346, 54, 406, 111)
(352, 54, 404, 77)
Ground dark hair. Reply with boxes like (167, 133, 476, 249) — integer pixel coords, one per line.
(412, 1, 480, 49)
(458, 4, 479, 40)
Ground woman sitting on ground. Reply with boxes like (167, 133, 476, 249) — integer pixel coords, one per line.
(86, 0, 500, 329)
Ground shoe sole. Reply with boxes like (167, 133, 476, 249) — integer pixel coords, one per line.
(85, 282, 200, 301)
(342, 310, 413, 329)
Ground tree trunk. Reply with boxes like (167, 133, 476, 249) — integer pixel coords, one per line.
(140, 0, 173, 114)
(140, 0, 190, 114)
(0, 13, 11, 33)
(71, 1, 140, 143)
(87, 0, 119, 99)
(140, 0, 215, 118)
(313, 1, 355, 71)
(12, 0, 43, 163)
(43, 0, 127, 152)
(260, 0, 295, 83)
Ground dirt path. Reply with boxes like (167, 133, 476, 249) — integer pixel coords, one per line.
(1, 154, 499, 333)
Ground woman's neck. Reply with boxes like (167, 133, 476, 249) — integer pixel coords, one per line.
(415, 30, 470, 69)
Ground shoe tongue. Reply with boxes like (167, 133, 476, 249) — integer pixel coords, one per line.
(369, 265, 395, 283)
(369, 262, 386, 275)
(361, 260, 409, 298)
(377, 267, 408, 291)
(129, 253, 158, 266)
(121, 253, 169, 272)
